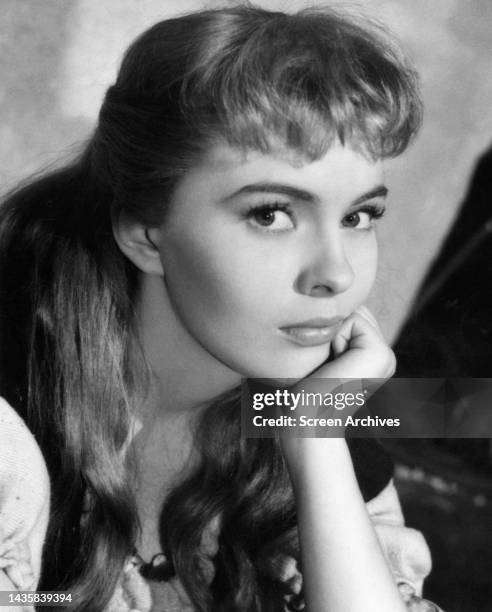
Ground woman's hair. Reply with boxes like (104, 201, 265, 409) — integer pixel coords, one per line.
(0, 5, 422, 611)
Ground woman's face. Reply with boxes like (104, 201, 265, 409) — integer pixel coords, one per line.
(152, 141, 385, 380)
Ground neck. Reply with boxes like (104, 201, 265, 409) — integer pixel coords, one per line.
(130, 273, 242, 558)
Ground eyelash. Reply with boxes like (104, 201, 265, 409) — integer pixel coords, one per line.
(245, 202, 386, 232)
(245, 202, 293, 227)
(343, 204, 386, 226)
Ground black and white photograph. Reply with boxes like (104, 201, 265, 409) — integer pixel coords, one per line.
(0, 2, 491, 611)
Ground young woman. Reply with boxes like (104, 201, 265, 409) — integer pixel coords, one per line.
(0, 5, 442, 611)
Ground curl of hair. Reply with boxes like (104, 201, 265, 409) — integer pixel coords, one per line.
(140, 389, 298, 610)
(0, 5, 422, 611)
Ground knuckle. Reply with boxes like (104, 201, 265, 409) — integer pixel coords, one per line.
(386, 349, 397, 377)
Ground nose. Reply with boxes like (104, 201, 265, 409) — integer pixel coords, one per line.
(295, 233, 354, 297)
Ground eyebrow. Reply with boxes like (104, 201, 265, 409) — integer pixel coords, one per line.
(221, 182, 388, 206)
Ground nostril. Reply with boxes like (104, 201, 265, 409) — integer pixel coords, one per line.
(294, 248, 355, 297)
(310, 284, 332, 296)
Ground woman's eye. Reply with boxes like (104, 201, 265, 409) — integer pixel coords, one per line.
(246, 205, 294, 232)
(342, 206, 385, 229)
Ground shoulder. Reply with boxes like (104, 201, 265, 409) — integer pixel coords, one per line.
(0, 396, 43, 454)
(0, 396, 50, 591)
(0, 396, 49, 494)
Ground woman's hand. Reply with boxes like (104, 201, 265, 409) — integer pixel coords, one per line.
(314, 305, 396, 381)
(279, 307, 406, 612)
(280, 306, 395, 465)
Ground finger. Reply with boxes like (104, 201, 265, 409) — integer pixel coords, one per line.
(331, 320, 352, 357)
(354, 305, 379, 328)
(335, 312, 382, 352)
(353, 306, 385, 341)
(330, 315, 364, 358)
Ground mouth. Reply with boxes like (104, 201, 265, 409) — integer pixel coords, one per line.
(278, 316, 344, 347)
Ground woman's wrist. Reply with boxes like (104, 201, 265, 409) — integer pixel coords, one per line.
(281, 436, 350, 491)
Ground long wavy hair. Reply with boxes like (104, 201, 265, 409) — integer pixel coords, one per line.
(0, 5, 422, 611)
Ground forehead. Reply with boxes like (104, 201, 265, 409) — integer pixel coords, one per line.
(196, 138, 310, 169)
(176, 141, 384, 199)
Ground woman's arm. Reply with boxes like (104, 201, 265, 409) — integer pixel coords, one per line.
(283, 437, 406, 612)
(281, 309, 406, 611)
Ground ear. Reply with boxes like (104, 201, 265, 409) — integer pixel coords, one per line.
(112, 212, 164, 276)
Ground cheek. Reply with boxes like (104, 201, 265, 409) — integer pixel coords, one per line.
(160, 229, 300, 377)
(348, 235, 378, 300)
(162, 232, 232, 318)
(160, 228, 280, 330)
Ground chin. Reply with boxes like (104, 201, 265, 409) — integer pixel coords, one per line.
(244, 345, 331, 382)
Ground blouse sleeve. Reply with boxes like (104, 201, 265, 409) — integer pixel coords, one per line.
(367, 478, 445, 611)
(0, 397, 50, 599)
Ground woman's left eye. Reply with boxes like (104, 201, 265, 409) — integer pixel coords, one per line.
(246, 203, 295, 232)
(342, 206, 385, 229)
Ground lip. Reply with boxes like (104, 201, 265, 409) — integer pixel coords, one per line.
(279, 316, 344, 347)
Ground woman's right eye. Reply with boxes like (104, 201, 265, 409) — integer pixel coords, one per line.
(246, 204, 295, 232)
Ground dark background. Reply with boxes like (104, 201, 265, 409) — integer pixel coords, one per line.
(388, 146, 492, 611)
